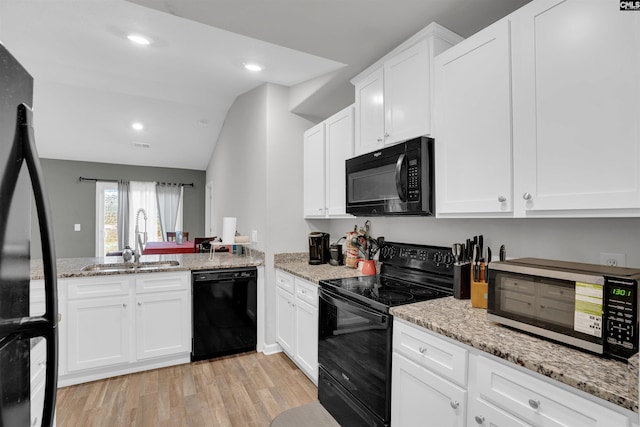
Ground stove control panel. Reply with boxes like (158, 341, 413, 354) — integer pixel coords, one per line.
(380, 242, 454, 276)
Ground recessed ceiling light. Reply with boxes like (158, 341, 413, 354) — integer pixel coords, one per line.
(127, 34, 151, 45)
(244, 63, 263, 72)
(131, 122, 144, 131)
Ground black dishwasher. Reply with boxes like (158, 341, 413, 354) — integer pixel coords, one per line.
(191, 267, 257, 361)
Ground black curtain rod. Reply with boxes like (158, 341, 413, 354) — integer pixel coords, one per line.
(78, 177, 194, 187)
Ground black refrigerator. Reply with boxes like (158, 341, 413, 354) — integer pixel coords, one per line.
(0, 43, 58, 426)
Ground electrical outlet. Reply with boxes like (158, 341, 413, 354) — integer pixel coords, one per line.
(600, 252, 626, 267)
(74, 224, 81, 232)
(251, 229, 258, 243)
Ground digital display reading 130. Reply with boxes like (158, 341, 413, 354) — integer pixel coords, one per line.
(610, 287, 632, 298)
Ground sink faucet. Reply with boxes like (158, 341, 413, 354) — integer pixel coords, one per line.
(133, 208, 148, 263)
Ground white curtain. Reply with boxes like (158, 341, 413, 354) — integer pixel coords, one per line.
(156, 183, 183, 241)
(116, 180, 130, 250)
(128, 181, 159, 246)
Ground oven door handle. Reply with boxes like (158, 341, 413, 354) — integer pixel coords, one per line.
(320, 290, 389, 326)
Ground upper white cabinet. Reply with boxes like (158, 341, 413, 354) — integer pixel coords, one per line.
(303, 105, 354, 219)
(434, 18, 514, 216)
(512, 0, 640, 216)
(435, 0, 640, 217)
(352, 23, 463, 156)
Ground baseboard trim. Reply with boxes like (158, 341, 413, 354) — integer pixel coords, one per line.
(261, 343, 282, 355)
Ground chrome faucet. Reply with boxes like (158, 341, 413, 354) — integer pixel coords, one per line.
(133, 208, 148, 263)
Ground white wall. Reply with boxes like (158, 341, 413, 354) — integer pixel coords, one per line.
(206, 83, 316, 346)
(324, 216, 640, 268)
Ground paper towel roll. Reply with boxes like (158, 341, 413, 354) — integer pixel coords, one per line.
(222, 217, 237, 244)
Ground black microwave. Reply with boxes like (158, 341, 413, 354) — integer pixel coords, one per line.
(488, 258, 640, 361)
(345, 136, 434, 216)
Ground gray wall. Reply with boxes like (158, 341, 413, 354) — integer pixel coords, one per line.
(31, 158, 205, 259)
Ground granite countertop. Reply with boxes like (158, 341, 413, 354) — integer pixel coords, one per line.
(30, 251, 264, 280)
(274, 252, 371, 284)
(391, 297, 639, 413)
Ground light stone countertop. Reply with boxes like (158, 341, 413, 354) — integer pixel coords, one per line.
(391, 297, 638, 413)
(274, 252, 370, 284)
(31, 251, 264, 280)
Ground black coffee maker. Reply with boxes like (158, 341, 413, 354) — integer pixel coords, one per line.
(308, 232, 330, 265)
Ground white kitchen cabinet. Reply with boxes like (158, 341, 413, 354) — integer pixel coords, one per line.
(392, 352, 466, 427)
(275, 270, 319, 383)
(30, 338, 47, 427)
(303, 105, 354, 219)
(67, 295, 131, 372)
(392, 319, 467, 427)
(59, 272, 191, 386)
(511, 0, 640, 216)
(434, 17, 514, 216)
(352, 23, 463, 156)
(135, 272, 190, 360)
(325, 105, 354, 217)
(303, 122, 326, 218)
(435, 0, 640, 218)
(469, 354, 629, 427)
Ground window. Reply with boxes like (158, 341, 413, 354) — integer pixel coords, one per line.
(95, 181, 184, 256)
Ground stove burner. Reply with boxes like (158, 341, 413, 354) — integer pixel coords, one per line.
(409, 288, 438, 298)
(364, 288, 414, 303)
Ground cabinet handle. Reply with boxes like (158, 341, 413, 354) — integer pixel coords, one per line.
(528, 399, 540, 410)
(123, 303, 127, 308)
(498, 196, 506, 203)
(522, 192, 532, 201)
(38, 361, 46, 367)
(474, 415, 485, 424)
(377, 138, 383, 142)
(57, 313, 62, 323)
(138, 302, 143, 306)
(384, 132, 389, 138)
(450, 400, 459, 409)
(32, 416, 38, 427)
(418, 346, 427, 354)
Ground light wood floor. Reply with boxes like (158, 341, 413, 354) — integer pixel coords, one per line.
(55, 352, 318, 427)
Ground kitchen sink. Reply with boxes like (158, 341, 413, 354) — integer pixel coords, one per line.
(81, 260, 180, 272)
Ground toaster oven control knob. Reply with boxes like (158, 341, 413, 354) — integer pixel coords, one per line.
(444, 253, 454, 265)
(433, 252, 443, 264)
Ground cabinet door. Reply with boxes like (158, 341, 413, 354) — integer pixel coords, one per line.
(391, 352, 466, 427)
(384, 39, 431, 145)
(325, 105, 355, 217)
(136, 291, 190, 360)
(67, 296, 131, 371)
(354, 67, 385, 155)
(294, 298, 318, 383)
(276, 287, 295, 355)
(303, 122, 326, 218)
(513, 0, 640, 214)
(434, 18, 514, 216)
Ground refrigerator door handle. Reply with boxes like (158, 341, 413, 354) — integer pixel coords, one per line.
(19, 103, 59, 427)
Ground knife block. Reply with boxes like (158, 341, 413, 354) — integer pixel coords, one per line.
(453, 263, 471, 299)
(470, 263, 487, 308)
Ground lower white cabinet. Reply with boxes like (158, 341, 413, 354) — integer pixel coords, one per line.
(275, 269, 318, 383)
(392, 319, 635, 427)
(392, 319, 467, 427)
(60, 272, 191, 386)
(30, 338, 47, 427)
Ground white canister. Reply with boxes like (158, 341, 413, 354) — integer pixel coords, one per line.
(222, 217, 237, 244)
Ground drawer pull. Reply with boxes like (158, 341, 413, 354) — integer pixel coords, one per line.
(528, 399, 540, 410)
(449, 400, 459, 409)
(32, 416, 38, 427)
(418, 346, 427, 354)
(474, 415, 485, 424)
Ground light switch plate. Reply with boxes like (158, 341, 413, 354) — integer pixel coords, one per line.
(251, 229, 258, 243)
(74, 224, 81, 232)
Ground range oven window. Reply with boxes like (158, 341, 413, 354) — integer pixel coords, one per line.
(318, 288, 392, 425)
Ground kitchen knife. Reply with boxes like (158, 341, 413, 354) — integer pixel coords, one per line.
(465, 239, 472, 262)
(485, 246, 491, 283)
(472, 244, 479, 281)
(478, 235, 483, 260)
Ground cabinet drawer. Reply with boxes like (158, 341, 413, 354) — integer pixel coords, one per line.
(393, 319, 468, 387)
(66, 276, 130, 300)
(276, 270, 294, 294)
(295, 278, 318, 308)
(135, 272, 189, 293)
(472, 355, 628, 427)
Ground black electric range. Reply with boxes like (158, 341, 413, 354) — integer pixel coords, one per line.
(318, 242, 455, 427)
(320, 241, 455, 312)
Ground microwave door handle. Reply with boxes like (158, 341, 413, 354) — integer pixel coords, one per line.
(395, 153, 407, 202)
